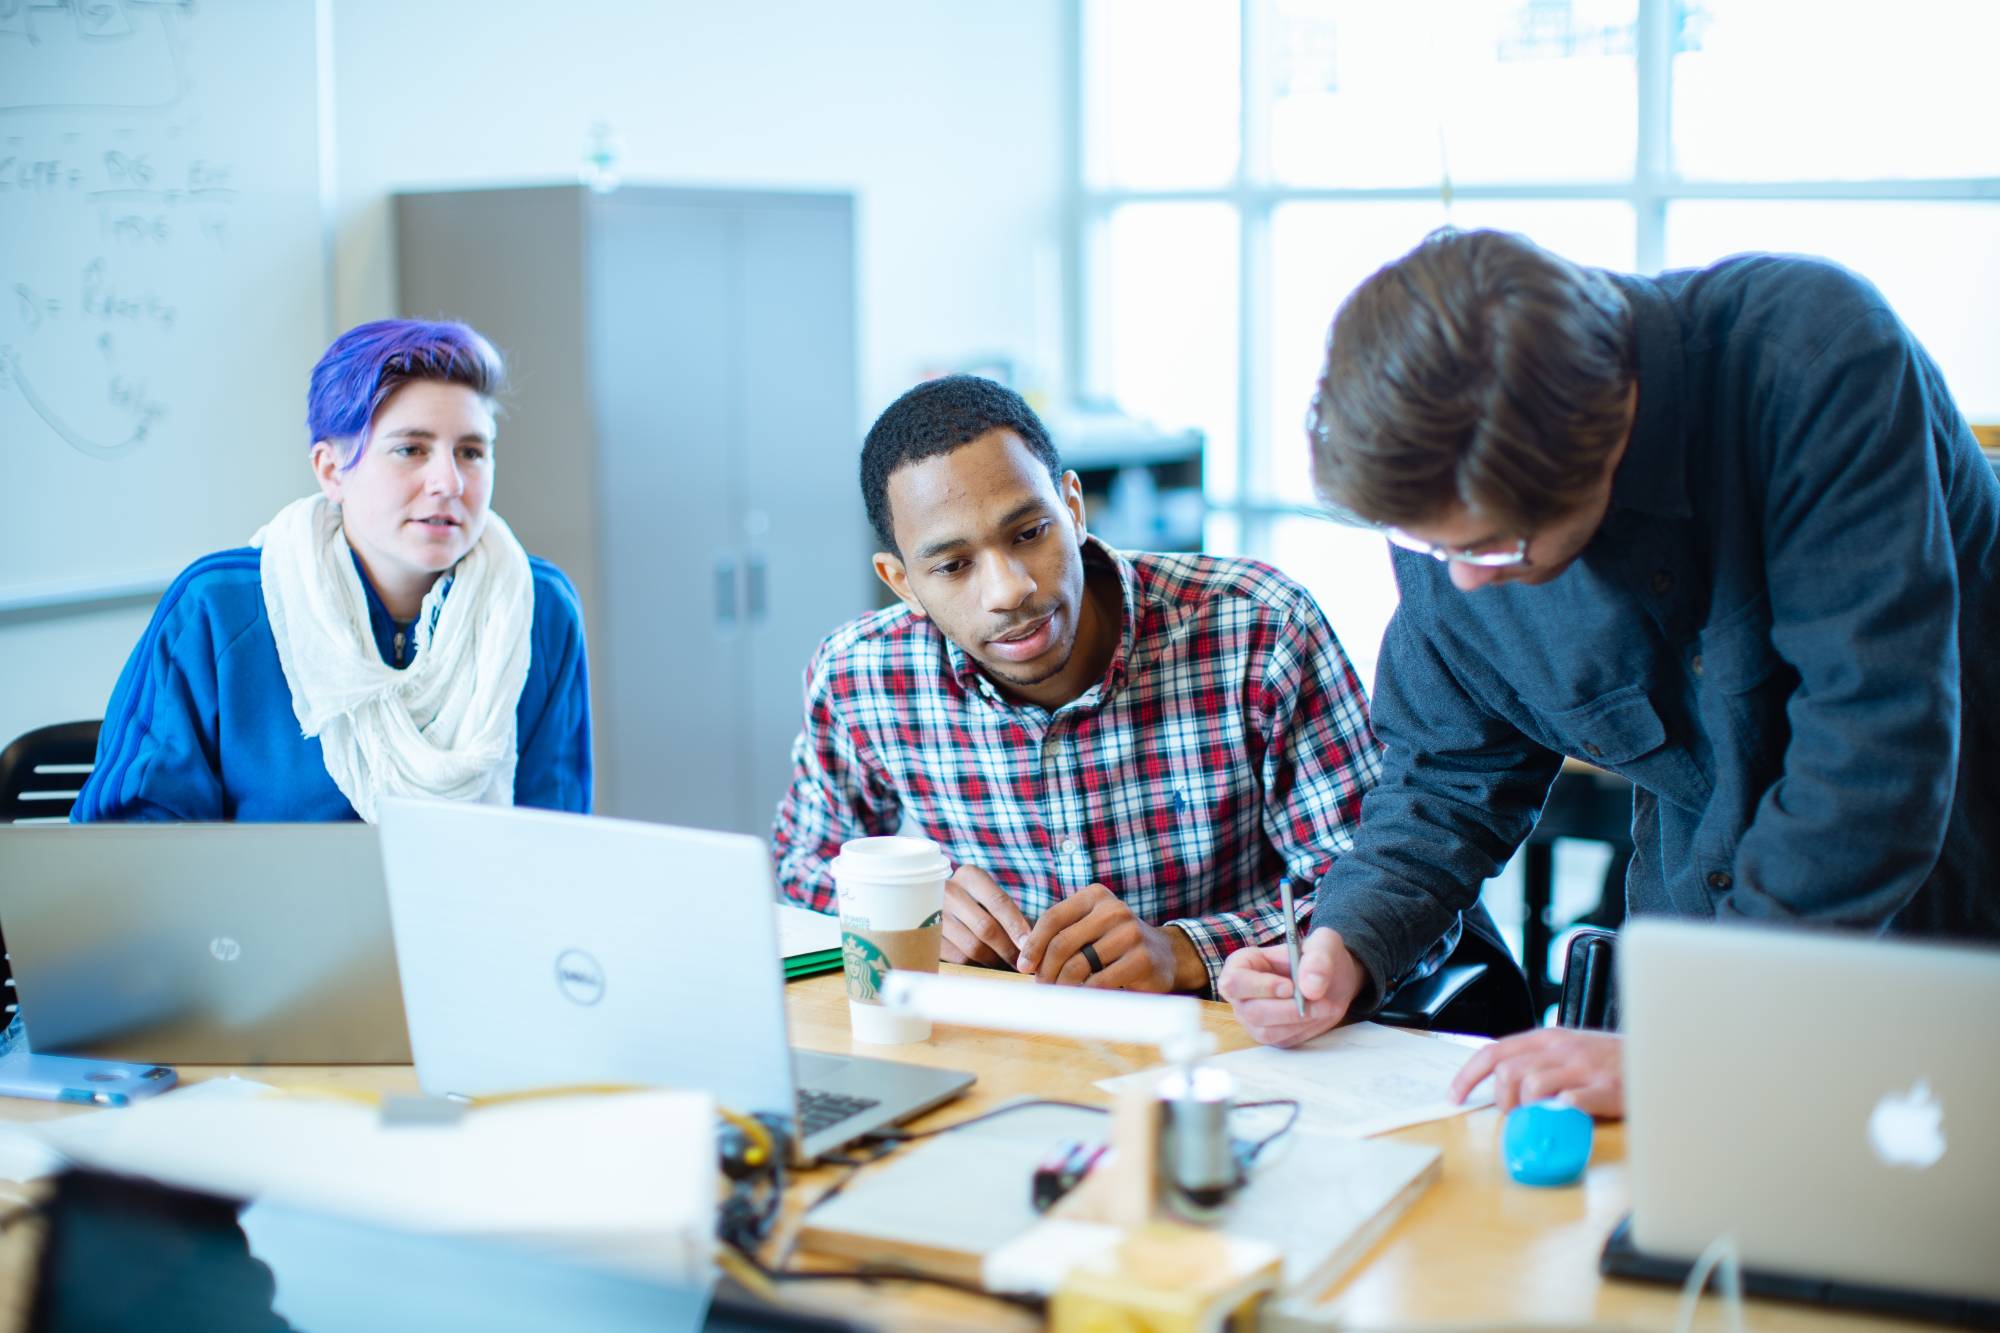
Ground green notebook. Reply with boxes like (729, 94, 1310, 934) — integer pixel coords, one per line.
(776, 904, 845, 982)
(783, 948, 845, 980)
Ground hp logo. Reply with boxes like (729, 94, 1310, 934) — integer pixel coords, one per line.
(554, 949, 605, 1006)
(209, 936, 242, 962)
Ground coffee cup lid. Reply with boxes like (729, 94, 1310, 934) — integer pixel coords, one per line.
(830, 835, 950, 883)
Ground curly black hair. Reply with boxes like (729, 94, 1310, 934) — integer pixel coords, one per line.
(861, 375, 1063, 554)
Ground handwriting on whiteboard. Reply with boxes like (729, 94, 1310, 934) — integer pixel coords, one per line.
(0, 0, 230, 460)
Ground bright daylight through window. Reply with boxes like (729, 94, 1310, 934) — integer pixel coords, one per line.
(1077, 0, 2000, 692)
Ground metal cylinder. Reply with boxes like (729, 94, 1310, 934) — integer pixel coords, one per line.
(1155, 1064, 1237, 1222)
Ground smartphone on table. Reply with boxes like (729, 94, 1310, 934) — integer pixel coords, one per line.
(0, 1050, 178, 1107)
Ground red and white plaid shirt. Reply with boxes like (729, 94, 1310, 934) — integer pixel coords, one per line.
(772, 538, 1383, 994)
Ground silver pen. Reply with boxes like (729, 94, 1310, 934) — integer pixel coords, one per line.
(1279, 878, 1305, 1016)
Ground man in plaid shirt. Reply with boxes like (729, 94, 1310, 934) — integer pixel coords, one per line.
(773, 376, 1440, 997)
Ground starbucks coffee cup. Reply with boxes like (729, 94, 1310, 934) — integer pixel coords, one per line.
(831, 836, 950, 1044)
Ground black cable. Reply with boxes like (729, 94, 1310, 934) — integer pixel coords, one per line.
(741, 1091, 1302, 1308)
(755, 1105, 1100, 1299)
(768, 1139, 898, 1268)
(722, 1236, 1046, 1314)
(872, 1095, 1302, 1153)
(1230, 1097, 1302, 1168)
(715, 1109, 800, 1256)
(858, 1097, 1107, 1144)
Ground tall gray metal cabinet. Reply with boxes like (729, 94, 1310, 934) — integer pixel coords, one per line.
(395, 185, 870, 835)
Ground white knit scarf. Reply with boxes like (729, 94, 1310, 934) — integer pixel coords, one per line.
(251, 494, 533, 822)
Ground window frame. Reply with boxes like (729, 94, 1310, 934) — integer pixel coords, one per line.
(1068, 0, 2000, 542)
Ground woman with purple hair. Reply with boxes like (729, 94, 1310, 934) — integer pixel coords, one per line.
(73, 320, 591, 822)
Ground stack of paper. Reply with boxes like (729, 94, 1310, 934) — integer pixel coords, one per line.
(776, 903, 844, 980)
(1098, 1020, 1493, 1138)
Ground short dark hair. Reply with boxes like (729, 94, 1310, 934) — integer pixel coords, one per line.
(1308, 228, 1635, 534)
(860, 375, 1063, 553)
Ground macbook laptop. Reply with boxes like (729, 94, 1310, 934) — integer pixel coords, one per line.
(0, 825, 411, 1064)
(1613, 919, 2000, 1323)
(375, 799, 973, 1161)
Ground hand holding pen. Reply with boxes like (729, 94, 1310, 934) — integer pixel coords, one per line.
(1278, 877, 1305, 1017)
(1216, 881, 1371, 1047)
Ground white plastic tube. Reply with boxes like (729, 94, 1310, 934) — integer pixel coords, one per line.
(879, 972, 1214, 1064)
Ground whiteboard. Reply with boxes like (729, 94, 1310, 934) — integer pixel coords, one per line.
(0, 0, 326, 608)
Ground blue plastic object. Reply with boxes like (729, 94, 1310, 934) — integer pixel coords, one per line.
(1502, 1100, 1594, 1187)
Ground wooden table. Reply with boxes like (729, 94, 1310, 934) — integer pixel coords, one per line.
(0, 969, 1929, 1331)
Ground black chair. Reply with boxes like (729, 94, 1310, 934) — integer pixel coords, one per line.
(0, 720, 102, 824)
(0, 720, 102, 1043)
(1519, 763, 1632, 1014)
(1375, 900, 1536, 1038)
(1556, 926, 1619, 1031)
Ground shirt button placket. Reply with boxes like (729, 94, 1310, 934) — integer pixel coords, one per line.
(1046, 727, 1084, 888)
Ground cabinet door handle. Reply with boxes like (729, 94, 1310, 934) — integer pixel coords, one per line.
(745, 553, 768, 624)
(714, 555, 738, 629)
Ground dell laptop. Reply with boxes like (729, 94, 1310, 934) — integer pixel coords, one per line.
(0, 824, 411, 1064)
(375, 799, 973, 1161)
(1614, 919, 2000, 1323)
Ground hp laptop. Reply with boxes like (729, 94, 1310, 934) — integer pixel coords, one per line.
(1613, 920, 2000, 1323)
(375, 799, 973, 1161)
(0, 825, 411, 1064)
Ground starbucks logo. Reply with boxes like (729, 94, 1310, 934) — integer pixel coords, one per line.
(920, 910, 943, 929)
(842, 931, 889, 1001)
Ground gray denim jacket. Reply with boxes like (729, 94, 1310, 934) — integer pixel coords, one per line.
(1312, 255, 2000, 998)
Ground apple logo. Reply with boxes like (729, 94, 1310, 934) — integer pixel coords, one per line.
(1868, 1079, 1946, 1169)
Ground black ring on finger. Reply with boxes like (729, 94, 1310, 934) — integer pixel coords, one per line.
(1080, 942, 1104, 973)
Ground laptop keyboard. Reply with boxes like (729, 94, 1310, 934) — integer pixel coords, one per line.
(795, 1088, 881, 1138)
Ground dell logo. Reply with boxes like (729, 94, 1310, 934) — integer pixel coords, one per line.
(554, 948, 605, 1006)
(209, 936, 242, 962)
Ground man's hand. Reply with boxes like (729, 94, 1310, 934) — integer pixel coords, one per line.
(1216, 926, 1369, 1047)
(1448, 1028, 1625, 1118)
(1014, 883, 1204, 992)
(940, 865, 1033, 968)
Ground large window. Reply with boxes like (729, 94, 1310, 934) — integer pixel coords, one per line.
(1076, 0, 2000, 691)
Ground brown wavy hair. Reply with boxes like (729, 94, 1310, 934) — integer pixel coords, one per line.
(1307, 228, 1635, 533)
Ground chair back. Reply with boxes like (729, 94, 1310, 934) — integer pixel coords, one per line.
(0, 720, 103, 1047)
(1375, 900, 1535, 1038)
(0, 721, 102, 824)
(1557, 926, 1619, 1030)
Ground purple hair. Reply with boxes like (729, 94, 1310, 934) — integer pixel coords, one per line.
(306, 319, 505, 469)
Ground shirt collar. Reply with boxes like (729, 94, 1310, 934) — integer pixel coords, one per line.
(1605, 272, 1693, 519)
(351, 548, 405, 663)
(348, 547, 445, 669)
(944, 534, 1139, 712)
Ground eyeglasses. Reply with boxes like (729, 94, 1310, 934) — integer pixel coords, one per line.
(1383, 528, 1531, 568)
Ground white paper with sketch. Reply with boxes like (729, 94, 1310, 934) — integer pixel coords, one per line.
(774, 903, 841, 958)
(1097, 1021, 1492, 1138)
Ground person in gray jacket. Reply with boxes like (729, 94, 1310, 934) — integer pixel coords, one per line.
(1220, 228, 2000, 1117)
